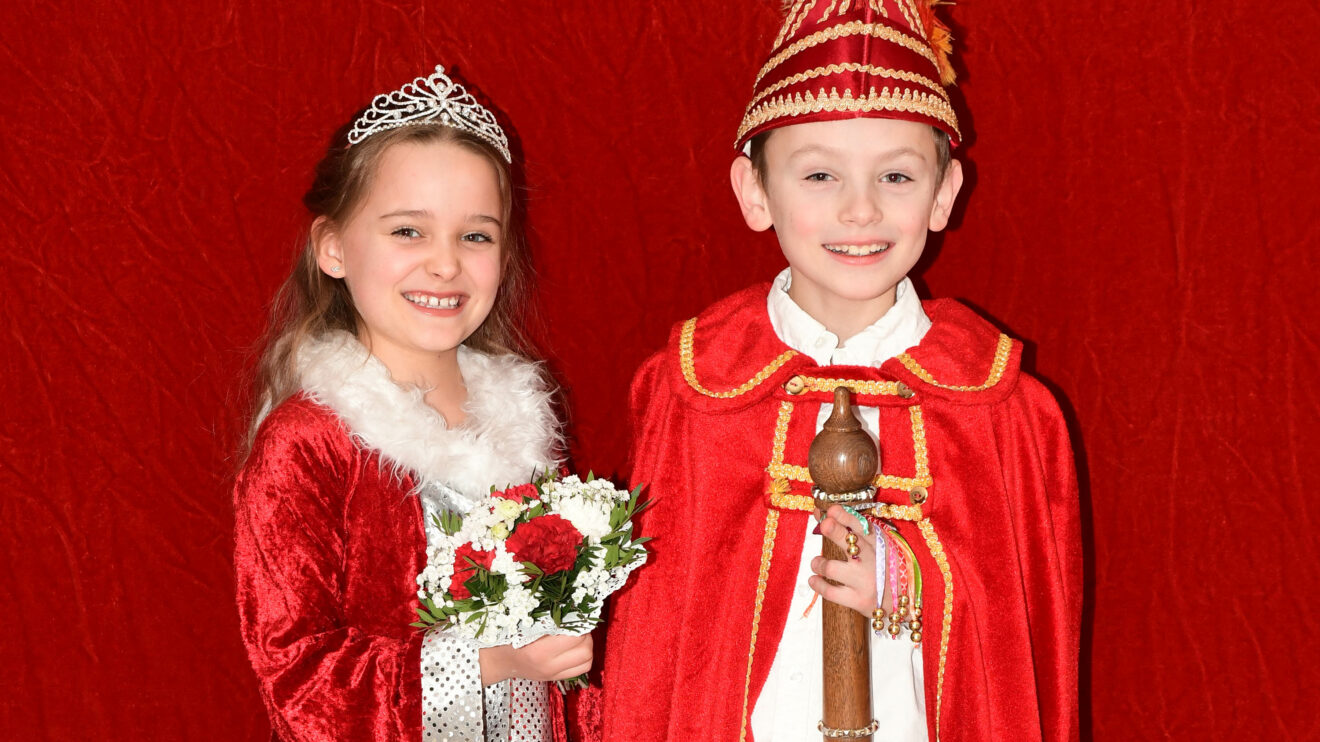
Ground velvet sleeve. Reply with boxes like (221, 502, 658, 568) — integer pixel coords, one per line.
(233, 404, 423, 741)
(572, 351, 687, 742)
(1008, 377, 1082, 741)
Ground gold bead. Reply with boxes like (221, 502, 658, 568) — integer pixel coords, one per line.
(846, 544, 860, 557)
(889, 623, 901, 637)
(911, 631, 922, 644)
(898, 594, 909, 606)
(914, 607, 923, 619)
(897, 606, 908, 618)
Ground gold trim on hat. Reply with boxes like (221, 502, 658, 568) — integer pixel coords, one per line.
(755, 21, 939, 91)
(895, 0, 925, 41)
(736, 86, 961, 146)
(746, 62, 949, 115)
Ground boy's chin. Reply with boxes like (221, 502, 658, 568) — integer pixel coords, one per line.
(789, 271, 904, 310)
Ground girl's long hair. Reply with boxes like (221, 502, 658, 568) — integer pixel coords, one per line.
(240, 122, 537, 461)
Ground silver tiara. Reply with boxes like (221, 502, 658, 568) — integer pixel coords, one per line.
(347, 65, 511, 162)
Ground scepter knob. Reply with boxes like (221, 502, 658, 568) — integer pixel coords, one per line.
(809, 387, 879, 496)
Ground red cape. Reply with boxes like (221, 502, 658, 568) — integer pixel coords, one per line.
(234, 397, 569, 741)
(580, 285, 1080, 741)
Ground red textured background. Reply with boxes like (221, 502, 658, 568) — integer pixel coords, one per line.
(3, 1, 1317, 739)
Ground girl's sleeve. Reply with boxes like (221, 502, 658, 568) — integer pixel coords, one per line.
(233, 406, 424, 741)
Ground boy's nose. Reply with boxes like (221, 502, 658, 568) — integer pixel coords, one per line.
(841, 187, 882, 225)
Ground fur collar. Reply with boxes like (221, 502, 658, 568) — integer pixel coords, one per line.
(296, 331, 561, 506)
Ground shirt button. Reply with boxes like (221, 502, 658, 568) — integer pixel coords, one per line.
(784, 375, 806, 394)
(896, 382, 915, 399)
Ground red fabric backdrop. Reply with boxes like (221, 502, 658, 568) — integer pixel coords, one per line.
(2, 1, 1317, 739)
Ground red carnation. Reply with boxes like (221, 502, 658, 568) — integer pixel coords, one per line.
(448, 543, 495, 600)
(505, 514, 583, 575)
(494, 482, 539, 502)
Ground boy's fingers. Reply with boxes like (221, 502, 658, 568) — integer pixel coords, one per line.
(807, 575, 863, 612)
(827, 504, 865, 533)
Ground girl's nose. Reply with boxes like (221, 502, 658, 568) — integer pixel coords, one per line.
(426, 243, 461, 280)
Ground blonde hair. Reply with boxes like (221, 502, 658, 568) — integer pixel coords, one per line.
(241, 121, 538, 458)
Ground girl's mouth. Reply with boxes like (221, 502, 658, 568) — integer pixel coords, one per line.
(403, 292, 462, 310)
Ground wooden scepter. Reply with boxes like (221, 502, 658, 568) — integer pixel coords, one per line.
(808, 387, 879, 740)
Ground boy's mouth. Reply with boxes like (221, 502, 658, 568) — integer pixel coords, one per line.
(823, 242, 891, 257)
(403, 292, 462, 310)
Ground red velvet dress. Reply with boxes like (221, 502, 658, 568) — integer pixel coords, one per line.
(235, 396, 428, 740)
(587, 285, 1081, 741)
(234, 334, 568, 741)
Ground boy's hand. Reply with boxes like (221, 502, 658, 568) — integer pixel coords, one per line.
(479, 633, 593, 685)
(807, 504, 877, 618)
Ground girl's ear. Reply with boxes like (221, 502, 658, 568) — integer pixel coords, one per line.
(928, 159, 964, 232)
(730, 156, 773, 232)
(312, 216, 347, 278)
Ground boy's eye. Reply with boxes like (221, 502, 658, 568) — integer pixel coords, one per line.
(391, 226, 422, 239)
(881, 172, 913, 184)
(805, 172, 833, 182)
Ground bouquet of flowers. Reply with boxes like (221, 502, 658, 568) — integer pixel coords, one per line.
(412, 471, 649, 660)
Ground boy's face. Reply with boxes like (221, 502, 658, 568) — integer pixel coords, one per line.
(732, 118, 963, 323)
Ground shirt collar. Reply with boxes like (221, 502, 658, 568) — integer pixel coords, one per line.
(766, 268, 932, 367)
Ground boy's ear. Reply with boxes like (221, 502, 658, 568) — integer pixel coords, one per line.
(730, 156, 773, 232)
(312, 216, 346, 278)
(928, 159, 964, 232)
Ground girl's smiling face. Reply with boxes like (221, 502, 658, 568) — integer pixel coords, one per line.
(315, 139, 505, 381)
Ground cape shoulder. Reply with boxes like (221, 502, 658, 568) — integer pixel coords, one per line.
(655, 284, 1024, 409)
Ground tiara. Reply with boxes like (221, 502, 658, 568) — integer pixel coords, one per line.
(347, 65, 511, 162)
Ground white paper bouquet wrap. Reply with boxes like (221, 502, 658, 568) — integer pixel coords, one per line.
(413, 473, 650, 656)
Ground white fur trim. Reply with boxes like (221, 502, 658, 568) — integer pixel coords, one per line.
(296, 332, 562, 503)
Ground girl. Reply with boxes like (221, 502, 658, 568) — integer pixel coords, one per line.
(234, 66, 589, 741)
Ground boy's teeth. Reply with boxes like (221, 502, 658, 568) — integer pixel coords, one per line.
(825, 242, 890, 256)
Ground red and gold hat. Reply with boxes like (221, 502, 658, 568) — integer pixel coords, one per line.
(735, 0, 961, 150)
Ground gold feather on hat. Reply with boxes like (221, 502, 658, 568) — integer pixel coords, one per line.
(917, 0, 957, 86)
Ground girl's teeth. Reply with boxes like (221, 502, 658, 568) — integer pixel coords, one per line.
(406, 293, 460, 309)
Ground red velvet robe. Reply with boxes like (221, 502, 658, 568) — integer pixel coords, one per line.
(587, 285, 1081, 741)
(234, 395, 570, 741)
(234, 397, 428, 740)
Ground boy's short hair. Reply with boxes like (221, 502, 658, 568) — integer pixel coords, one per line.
(748, 126, 953, 189)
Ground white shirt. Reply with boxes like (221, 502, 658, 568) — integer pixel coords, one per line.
(750, 268, 930, 741)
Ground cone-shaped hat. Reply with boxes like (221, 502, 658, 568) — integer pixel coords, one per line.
(735, 0, 961, 150)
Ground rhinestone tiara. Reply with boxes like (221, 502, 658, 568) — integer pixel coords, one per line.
(347, 65, 511, 162)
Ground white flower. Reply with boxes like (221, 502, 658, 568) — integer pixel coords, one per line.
(493, 498, 522, 521)
(552, 496, 613, 540)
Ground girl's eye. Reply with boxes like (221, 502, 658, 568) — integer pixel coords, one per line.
(462, 232, 495, 243)
(805, 172, 833, 182)
(881, 173, 913, 184)
(392, 226, 422, 239)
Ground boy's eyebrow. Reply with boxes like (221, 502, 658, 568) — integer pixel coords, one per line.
(786, 144, 929, 162)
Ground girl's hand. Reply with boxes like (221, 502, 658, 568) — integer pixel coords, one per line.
(479, 633, 593, 685)
(807, 504, 878, 618)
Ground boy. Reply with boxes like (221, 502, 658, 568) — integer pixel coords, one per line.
(593, 2, 1080, 740)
